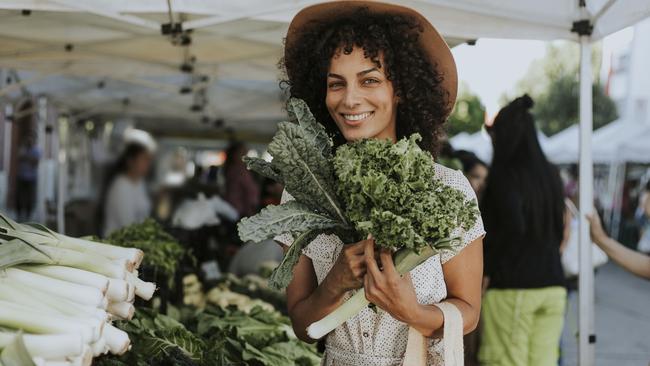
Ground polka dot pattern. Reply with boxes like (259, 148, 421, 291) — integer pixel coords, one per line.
(275, 164, 485, 365)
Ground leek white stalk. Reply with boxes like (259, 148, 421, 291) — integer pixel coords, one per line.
(104, 324, 130, 355)
(125, 271, 156, 300)
(107, 302, 134, 320)
(106, 278, 129, 302)
(0, 333, 83, 360)
(90, 337, 106, 357)
(32, 359, 73, 366)
(0, 300, 94, 343)
(126, 282, 136, 302)
(51, 234, 143, 269)
(18, 265, 109, 294)
(0, 282, 108, 322)
(13, 221, 143, 268)
(1, 268, 104, 307)
(306, 246, 438, 339)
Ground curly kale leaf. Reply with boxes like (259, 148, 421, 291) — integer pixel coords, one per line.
(268, 122, 345, 223)
(238, 201, 346, 243)
(286, 98, 333, 160)
(334, 134, 479, 253)
(243, 157, 283, 184)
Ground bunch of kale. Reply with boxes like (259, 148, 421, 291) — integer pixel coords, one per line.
(238, 99, 478, 290)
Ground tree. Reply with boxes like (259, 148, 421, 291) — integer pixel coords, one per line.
(502, 42, 618, 136)
(446, 83, 486, 137)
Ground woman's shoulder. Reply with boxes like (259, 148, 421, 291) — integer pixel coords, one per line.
(433, 163, 475, 199)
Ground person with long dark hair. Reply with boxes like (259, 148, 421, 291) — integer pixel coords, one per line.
(479, 95, 567, 366)
(101, 142, 153, 236)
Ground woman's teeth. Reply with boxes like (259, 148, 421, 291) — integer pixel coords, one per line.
(343, 112, 373, 121)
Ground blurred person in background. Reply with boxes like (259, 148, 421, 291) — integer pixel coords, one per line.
(479, 95, 567, 366)
(100, 142, 153, 236)
(15, 134, 41, 221)
(635, 180, 650, 254)
(588, 211, 650, 280)
(223, 142, 260, 218)
(456, 150, 488, 199)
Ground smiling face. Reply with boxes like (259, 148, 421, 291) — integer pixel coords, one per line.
(325, 47, 399, 143)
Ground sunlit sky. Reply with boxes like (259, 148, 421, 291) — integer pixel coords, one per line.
(451, 27, 636, 117)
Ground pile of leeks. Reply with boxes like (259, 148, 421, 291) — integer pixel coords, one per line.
(0, 213, 156, 366)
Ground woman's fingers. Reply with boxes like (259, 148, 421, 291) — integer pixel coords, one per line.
(364, 239, 382, 279)
(379, 248, 397, 276)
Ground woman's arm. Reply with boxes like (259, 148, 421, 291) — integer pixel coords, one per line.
(587, 213, 650, 280)
(408, 238, 483, 337)
(286, 239, 370, 342)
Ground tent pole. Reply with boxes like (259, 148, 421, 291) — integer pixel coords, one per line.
(578, 34, 596, 366)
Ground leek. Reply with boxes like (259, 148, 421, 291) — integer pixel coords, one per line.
(0, 333, 83, 360)
(18, 265, 109, 295)
(0, 301, 94, 343)
(0, 268, 104, 308)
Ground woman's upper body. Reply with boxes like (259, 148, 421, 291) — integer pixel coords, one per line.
(481, 95, 566, 290)
(103, 174, 151, 236)
(102, 143, 153, 236)
(278, 2, 484, 364)
(275, 163, 484, 363)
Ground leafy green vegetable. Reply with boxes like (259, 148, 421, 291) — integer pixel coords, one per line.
(238, 99, 356, 289)
(105, 219, 188, 284)
(334, 134, 478, 252)
(96, 305, 320, 366)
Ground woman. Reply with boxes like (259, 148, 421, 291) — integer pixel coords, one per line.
(479, 95, 566, 366)
(102, 143, 153, 236)
(588, 211, 650, 279)
(275, 2, 485, 365)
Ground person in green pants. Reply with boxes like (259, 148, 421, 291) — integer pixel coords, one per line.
(479, 95, 568, 365)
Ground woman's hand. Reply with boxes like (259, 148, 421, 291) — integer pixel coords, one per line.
(363, 240, 420, 324)
(587, 213, 609, 246)
(323, 236, 372, 296)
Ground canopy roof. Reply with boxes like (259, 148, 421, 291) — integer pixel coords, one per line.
(1, 0, 648, 141)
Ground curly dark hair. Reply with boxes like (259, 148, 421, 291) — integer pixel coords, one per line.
(279, 7, 450, 156)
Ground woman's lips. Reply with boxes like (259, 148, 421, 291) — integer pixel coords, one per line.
(341, 111, 374, 126)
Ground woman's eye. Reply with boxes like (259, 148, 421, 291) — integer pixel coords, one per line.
(363, 79, 379, 85)
(328, 82, 344, 89)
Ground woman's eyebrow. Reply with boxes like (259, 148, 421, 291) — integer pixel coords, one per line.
(327, 68, 380, 80)
(358, 67, 379, 76)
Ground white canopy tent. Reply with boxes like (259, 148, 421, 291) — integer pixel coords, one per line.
(1, 1, 649, 364)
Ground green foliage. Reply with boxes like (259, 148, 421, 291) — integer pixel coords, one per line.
(334, 134, 479, 252)
(96, 306, 320, 366)
(446, 84, 486, 137)
(504, 42, 618, 136)
(105, 219, 188, 284)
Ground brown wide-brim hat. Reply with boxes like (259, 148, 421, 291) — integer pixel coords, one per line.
(285, 0, 458, 116)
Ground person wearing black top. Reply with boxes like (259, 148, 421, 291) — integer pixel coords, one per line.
(478, 95, 567, 366)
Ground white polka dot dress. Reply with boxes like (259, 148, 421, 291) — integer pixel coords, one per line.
(275, 164, 485, 366)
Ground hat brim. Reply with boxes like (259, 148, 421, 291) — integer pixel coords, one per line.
(285, 0, 458, 116)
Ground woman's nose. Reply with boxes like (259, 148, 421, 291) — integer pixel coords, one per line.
(342, 85, 362, 109)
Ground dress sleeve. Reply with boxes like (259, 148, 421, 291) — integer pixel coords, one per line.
(440, 170, 486, 264)
(273, 190, 295, 246)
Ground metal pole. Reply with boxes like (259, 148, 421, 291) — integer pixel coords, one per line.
(578, 34, 596, 366)
(57, 117, 67, 234)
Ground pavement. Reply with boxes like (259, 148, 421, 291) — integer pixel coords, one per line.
(561, 262, 650, 366)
